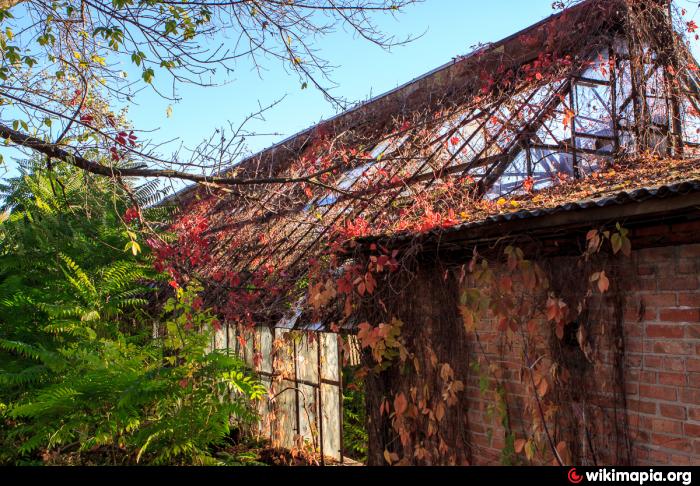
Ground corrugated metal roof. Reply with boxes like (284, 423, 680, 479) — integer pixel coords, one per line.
(365, 179, 700, 244)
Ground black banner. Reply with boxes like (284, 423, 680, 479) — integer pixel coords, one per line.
(1, 465, 698, 485)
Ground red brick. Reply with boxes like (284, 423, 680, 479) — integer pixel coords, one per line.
(689, 373, 700, 388)
(491, 436, 506, 450)
(626, 324, 643, 338)
(472, 433, 491, 447)
(660, 403, 687, 420)
(658, 371, 686, 386)
(651, 341, 692, 355)
(633, 445, 651, 461)
(644, 293, 678, 307)
(672, 221, 700, 233)
(640, 384, 677, 401)
(646, 324, 685, 338)
(663, 357, 686, 372)
(688, 325, 700, 339)
(682, 389, 700, 405)
(627, 353, 643, 368)
(644, 355, 663, 369)
(628, 399, 658, 415)
(689, 408, 700, 421)
(639, 247, 675, 261)
(651, 434, 693, 452)
(658, 278, 698, 291)
(680, 244, 700, 258)
(669, 454, 693, 466)
(651, 418, 683, 434)
(638, 265, 655, 276)
(685, 423, 700, 437)
(649, 449, 671, 463)
(627, 339, 643, 353)
(639, 370, 657, 384)
(636, 280, 659, 292)
(678, 259, 698, 274)
(678, 293, 700, 307)
(628, 413, 647, 430)
(659, 308, 700, 322)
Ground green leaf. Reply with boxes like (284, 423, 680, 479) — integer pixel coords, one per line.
(611, 233, 621, 254)
(142, 68, 154, 84)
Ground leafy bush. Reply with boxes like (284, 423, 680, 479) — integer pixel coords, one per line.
(0, 162, 265, 465)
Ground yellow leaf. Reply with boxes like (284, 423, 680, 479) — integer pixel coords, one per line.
(124, 240, 141, 256)
(383, 449, 394, 465)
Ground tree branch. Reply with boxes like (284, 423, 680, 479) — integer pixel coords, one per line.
(0, 122, 338, 188)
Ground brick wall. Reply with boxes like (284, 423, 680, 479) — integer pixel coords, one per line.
(364, 222, 700, 466)
(463, 241, 700, 466)
(624, 243, 700, 465)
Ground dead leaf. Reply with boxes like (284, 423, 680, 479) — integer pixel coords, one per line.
(394, 392, 408, 417)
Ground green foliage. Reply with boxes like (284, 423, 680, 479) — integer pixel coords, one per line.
(342, 367, 368, 463)
(0, 161, 264, 465)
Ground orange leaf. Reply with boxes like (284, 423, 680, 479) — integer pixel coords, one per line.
(435, 402, 446, 422)
(394, 392, 408, 417)
(563, 107, 576, 129)
(597, 271, 610, 293)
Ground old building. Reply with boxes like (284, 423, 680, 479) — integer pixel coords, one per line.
(161, 0, 700, 465)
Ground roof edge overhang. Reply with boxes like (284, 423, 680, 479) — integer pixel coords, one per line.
(353, 181, 700, 257)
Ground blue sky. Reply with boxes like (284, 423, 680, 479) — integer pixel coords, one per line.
(2, 0, 700, 182)
(121, 0, 700, 162)
(132, 0, 611, 157)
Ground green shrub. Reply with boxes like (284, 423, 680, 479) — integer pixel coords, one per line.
(342, 367, 368, 463)
(0, 161, 265, 465)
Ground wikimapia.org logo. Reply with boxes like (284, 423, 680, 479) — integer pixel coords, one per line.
(567, 468, 693, 485)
